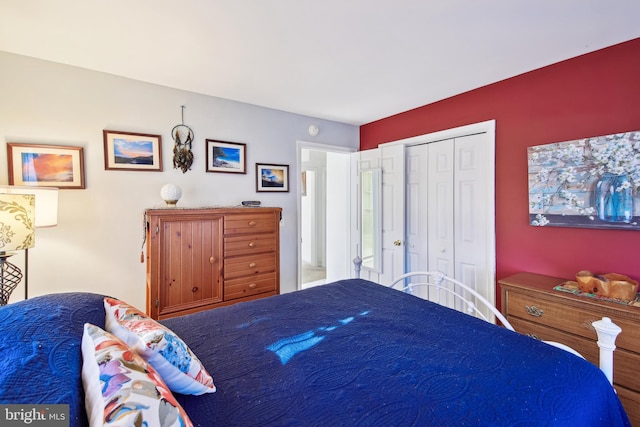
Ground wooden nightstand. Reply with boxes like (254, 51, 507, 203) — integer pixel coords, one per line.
(499, 272, 640, 426)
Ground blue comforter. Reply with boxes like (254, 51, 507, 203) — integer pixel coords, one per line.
(164, 279, 629, 426)
(0, 279, 630, 426)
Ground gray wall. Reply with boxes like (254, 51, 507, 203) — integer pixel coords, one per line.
(0, 51, 359, 309)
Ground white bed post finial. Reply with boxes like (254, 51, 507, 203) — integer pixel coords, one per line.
(592, 317, 622, 385)
(353, 256, 362, 279)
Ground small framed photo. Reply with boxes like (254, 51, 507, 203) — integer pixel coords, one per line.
(7, 143, 85, 189)
(256, 163, 289, 192)
(206, 139, 247, 173)
(103, 130, 162, 171)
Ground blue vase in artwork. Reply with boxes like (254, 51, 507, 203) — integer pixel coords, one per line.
(595, 173, 633, 223)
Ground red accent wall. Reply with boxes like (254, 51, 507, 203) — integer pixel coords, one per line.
(360, 38, 640, 289)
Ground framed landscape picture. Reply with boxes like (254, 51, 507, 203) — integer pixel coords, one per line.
(256, 163, 289, 192)
(103, 130, 163, 171)
(7, 143, 85, 189)
(206, 139, 247, 173)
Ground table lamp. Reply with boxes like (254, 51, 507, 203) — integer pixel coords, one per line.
(0, 193, 35, 305)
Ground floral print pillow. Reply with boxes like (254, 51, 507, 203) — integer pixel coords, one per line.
(81, 323, 193, 427)
(104, 298, 215, 395)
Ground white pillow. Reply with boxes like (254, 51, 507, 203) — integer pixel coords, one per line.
(81, 323, 193, 427)
(103, 297, 215, 395)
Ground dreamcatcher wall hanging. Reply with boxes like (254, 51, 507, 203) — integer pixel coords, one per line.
(172, 105, 194, 173)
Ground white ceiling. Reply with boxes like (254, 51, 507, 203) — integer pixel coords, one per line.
(1, 1, 639, 126)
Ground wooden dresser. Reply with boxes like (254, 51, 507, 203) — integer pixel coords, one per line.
(499, 272, 640, 426)
(145, 207, 281, 320)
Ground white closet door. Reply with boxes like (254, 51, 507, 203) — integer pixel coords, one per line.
(427, 140, 455, 277)
(453, 133, 490, 310)
(405, 145, 428, 275)
(404, 133, 493, 318)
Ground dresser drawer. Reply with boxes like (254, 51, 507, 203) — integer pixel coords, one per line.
(224, 252, 276, 279)
(509, 317, 640, 394)
(505, 291, 640, 354)
(225, 214, 277, 235)
(617, 385, 640, 427)
(225, 273, 277, 300)
(224, 233, 277, 257)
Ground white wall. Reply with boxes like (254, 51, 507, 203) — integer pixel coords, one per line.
(0, 51, 359, 310)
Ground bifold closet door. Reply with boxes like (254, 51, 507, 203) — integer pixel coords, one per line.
(406, 133, 491, 313)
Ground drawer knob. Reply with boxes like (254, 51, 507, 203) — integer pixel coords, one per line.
(192, 286, 199, 293)
(248, 283, 257, 289)
(249, 262, 257, 268)
(248, 242, 255, 247)
(209, 256, 216, 264)
(525, 305, 544, 317)
(248, 221, 257, 226)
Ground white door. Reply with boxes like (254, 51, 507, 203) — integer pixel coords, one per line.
(380, 143, 406, 285)
(350, 144, 405, 284)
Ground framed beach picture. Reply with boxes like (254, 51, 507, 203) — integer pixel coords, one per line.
(7, 143, 85, 189)
(103, 130, 163, 171)
(528, 130, 640, 230)
(256, 163, 289, 192)
(206, 139, 247, 173)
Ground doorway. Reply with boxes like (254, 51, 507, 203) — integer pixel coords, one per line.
(297, 142, 354, 289)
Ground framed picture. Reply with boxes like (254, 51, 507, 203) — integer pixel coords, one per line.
(7, 143, 85, 189)
(206, 139, 246, 173)
(256, 163, 289, 192)
(103, 130, 162, 171)
(528, 130, 640, 230)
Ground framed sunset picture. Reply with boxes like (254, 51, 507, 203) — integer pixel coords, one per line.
(256, 163, 289, 192)
(103, 130, 163, 171)
(7, 143, 85, 189)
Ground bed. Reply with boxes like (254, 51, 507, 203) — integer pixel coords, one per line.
(0, 277, 630, 426)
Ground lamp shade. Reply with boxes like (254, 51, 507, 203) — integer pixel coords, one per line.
(0, 186, 58, 227)
(0, 193, 35, 252)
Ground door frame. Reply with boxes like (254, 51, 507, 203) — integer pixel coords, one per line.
(297, 140, 356, 290)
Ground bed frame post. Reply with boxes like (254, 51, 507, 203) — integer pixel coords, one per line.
(353, 256, 362, 278)
(592, 317, 622, 385)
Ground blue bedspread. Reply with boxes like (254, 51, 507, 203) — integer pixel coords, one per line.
(0, 280, 630, 426)
(163, 279, 630, 426)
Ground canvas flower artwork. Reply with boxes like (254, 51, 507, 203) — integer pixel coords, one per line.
(528, 131, 640, 230)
